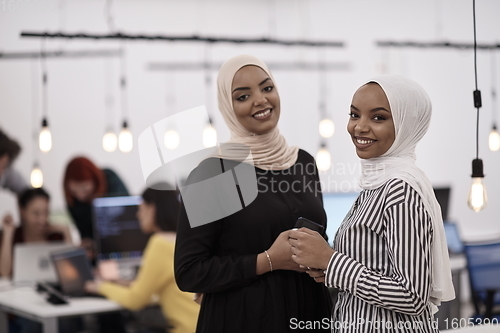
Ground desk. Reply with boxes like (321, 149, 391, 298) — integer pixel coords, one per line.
(0, 280, 122, 333)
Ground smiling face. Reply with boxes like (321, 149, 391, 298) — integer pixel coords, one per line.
(347, 83, 396, 159)
(67, 180, 95, 203)
(21, 196, 49, 236)
(231, 65, 280, 135)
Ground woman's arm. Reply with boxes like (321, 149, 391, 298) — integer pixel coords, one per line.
(0, 215, 16, 277)
(324, 185, 433, 316)
(89, 237, 170, 310)
(174, 201, 259, 294)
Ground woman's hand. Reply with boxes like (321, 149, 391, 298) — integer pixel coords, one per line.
(84, 280, 102, 294)
(194, 293, 203, 305)
(80, 238, 95, 260)
(288, 228, 335, 271)
(256, 230, 307, 275)
(306, 268, 326, 283)
(1, 214, 16, 236)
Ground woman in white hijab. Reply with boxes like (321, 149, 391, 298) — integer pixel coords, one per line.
(174, 55, 332, 332)
(289, 75, 455, 332)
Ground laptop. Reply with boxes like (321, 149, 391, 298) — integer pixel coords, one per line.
(92, 196, 151, 280)
(51, 247, 94, 297)
(443, 222, 465, 255)
(13, 242, 76, 284)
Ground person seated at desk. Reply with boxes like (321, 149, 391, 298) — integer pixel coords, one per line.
(0, 128, 29, 196)
(0, 187, 76, 333)
(85, 186, 200, 333)
(0, 187, 72, 278)
(63, 156, 128, 259)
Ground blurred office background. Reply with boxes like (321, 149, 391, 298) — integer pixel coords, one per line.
(0, 0, 499, 264)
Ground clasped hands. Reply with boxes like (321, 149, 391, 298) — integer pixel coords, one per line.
(265, 228, 335, 283)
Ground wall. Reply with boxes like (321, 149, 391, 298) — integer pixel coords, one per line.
(0, 0, 499, 241)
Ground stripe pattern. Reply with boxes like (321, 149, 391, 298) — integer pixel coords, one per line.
(325, 179, 438, 332)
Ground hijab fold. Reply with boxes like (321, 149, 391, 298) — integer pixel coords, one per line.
(359, 75, 455, 313)
(216, 55, 299, 170)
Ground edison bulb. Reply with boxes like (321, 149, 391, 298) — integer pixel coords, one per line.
(203, 124, 217, 148)
(316, 147, 331, 171)
(102, 131, 118, 152)
(119, 127, 133, 152)
(164, 130, 180, 149)
(467, 178, 487, 212)
(489, 128, 500, 151)
(319, 118, 335, 138)
(30, 166, 43, 188)
(39, 126, 52, 152)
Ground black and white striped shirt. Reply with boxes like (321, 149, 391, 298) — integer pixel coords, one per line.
(325, 179, 438, 333)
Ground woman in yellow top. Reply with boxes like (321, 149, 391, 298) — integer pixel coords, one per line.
(85, 186, 199, 333)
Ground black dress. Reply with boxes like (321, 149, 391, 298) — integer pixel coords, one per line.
(174, 149, 332, 333)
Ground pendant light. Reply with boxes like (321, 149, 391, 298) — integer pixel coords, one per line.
(102, 60, 117, 152)
(467, 0, 487, 212)
(39, 42, 52, 153)
(202, 45, 217, 148)
(163, 73, 180, 150)
(30, 60, 43, 188)
(103, 129, 118, 152)
(316, 142, 331, 171)
(488, 50, 499, 151)
(39, 116, 52, 153)
(119, 120, 133, 153)
(30, 163, 44, 188)
(118, 46, 133, 153)
(203, 117, 217, 148)
(317, 50, 335, 138)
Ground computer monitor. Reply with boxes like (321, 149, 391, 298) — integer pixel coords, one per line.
(92, 196, 151, 262)
(322, 192, 359, 244)
(433, 187, 451, 221)
(443, 222, 464, 255)
(51, 247, 94, 297)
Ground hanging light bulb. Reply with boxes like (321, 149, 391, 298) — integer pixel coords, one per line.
(39, 118, 52, 152)
(30, 164, 43, 188)
(164, 129, 180, 150)
(316, 143, 331, 171)
(118, 121, 133, 152)
(467, 2, 487, 213)
(467, 159, 487, 212)
(489, 125, 500, 151)
(102, 130, 118, 152)
(203, 119, 217, 148)
(319, 118, 335, 138)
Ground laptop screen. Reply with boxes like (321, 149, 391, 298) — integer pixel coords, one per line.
(322, 192, 359, 244)
(433, 187, 451, 221)
(92, 196, 151, 261)
(51, 248, 93, 296)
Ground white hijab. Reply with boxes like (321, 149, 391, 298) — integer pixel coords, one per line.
(359, 75, 455, 313)
(216, 55, 299, 170)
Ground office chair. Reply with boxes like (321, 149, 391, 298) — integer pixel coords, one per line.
(464, 241, 500, 320)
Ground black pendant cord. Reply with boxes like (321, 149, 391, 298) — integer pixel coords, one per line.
(473, 0, 480, 160)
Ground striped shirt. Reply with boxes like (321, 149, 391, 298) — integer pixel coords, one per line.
(325, 179, 438, 333)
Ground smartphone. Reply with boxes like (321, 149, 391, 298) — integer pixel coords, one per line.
(294, 217, 325, 236)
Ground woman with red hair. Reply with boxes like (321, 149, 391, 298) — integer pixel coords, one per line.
(63, 157, 128, 245)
